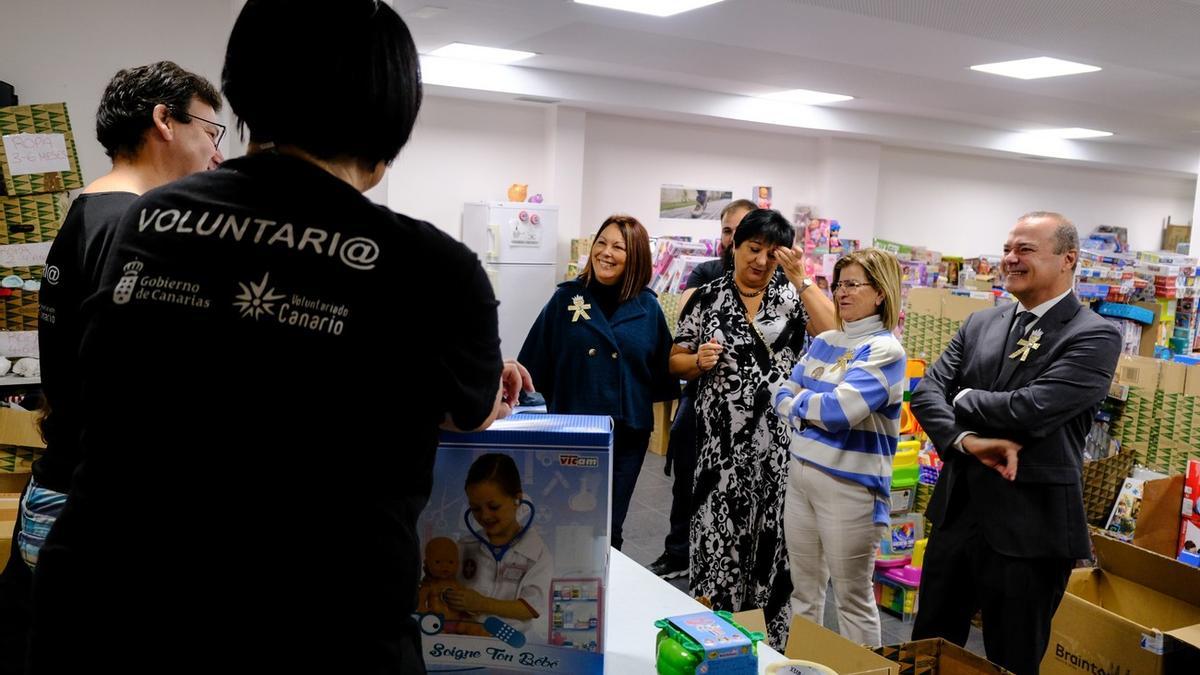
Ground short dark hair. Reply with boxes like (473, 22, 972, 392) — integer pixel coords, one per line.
(733, 208, 793, 250)
(466, 453, 522, 498)
(222, 0, 423, 168)
(578, 214, 653, 303)
(95, 61, 221, 160)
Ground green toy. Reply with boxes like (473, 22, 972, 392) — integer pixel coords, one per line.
(654, 610, 765, 674)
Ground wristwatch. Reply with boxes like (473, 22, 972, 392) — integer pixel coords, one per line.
(798, 277, 814, 293)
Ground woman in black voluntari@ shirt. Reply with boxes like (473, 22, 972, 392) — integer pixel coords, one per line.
(27, 3, 531, 674)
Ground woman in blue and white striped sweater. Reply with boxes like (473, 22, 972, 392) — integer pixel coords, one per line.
(771, 248, 906, 647)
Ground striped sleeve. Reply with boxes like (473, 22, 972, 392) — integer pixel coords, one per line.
(772, 348, 812, 418)
(776, 336, 905, 432)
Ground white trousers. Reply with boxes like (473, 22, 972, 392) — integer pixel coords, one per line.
(784, 457, 887, 647)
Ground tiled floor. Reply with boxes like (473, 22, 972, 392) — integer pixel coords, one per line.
(621, 450, 988, 655)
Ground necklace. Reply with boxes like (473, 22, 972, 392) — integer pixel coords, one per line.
(737, 282, 768, 298)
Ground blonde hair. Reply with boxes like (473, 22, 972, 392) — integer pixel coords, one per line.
(833, 248, 902, 330)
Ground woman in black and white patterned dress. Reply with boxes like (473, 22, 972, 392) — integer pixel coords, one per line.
(670, 209, 836, 648)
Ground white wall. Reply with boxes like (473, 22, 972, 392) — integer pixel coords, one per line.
(387, 96, 1198, 259)
(816, 138, 881, 244)
(0, 0, 241, 185)
(388, 96, 549, 239)
(875, 147, 1196, 255)
(582, 113, 819, 240)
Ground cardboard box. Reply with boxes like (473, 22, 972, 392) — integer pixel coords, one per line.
(784, 616, 898, 675)
(1136, 302, 1163, 358)
(906, 288, 949, 318)
(1041, 534, 1200, 675)
(0, 443, 38, 494)
(1160, 361, 1188, 395)
(647, 400, 675, 457)
(875, 638, 1011, 674)
(1133, 474, 1184, 557)
(967, 275, 995, 292)
(1185, 365, 1200, 397)
(0, 192, 66, 244)
(0, 103, 83, 195)
(420, 414, 612, 673)
(0, 492, 18, 571)
(0, 406, 45, 449)
(1116, 356, 1162, 390)
(941, 295, 993, 323)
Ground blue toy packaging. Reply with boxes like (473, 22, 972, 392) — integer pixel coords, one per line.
(417, 414, 612, 673)
(653, 611, 763, 674)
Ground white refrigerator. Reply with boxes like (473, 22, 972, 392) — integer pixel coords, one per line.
(462, 201, 560, 359)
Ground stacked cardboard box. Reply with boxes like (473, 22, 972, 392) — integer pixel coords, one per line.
(565, 237, 591, 279)
(658, 292, 683, 337)
(901, 288, 996, 364)
(0, 102, 83, 195)
(1111, 356, 1163, 466)
(0, 102, 78, 348)
(1108, 356, 1200, 475)
(0, 192, 66, 244)
(1082, 451, 1137, 526)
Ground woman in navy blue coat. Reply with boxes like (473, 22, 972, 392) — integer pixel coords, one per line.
(519, 214, 678, 550)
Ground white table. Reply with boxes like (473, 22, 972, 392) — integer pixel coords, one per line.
(604, 549, 787, 673)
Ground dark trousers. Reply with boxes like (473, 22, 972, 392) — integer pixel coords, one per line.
(912, 507, 1073, 675)
(611, 424, 652, 551)
(663, 394, 696, 559)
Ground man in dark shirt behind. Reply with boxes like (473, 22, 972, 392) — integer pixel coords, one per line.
(0, 60, 224, 675)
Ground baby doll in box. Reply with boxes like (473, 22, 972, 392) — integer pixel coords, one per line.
(418, 537, 488, 636)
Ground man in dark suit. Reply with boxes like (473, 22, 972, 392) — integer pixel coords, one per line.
(910, 212, 1121, 674)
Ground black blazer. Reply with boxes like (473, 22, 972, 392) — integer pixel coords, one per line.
(911, 294, 1121, 559)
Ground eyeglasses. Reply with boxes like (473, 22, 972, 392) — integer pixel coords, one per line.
(175, 110, 226, 148)
(831, 280, 873, 292)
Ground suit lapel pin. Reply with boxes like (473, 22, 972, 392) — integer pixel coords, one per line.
(1009, 328, 1043, 363)
(568, 295, 592, 322)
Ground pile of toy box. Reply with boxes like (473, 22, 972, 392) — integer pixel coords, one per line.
(871, 359, 940, 623)
(0, 102, 81, 358)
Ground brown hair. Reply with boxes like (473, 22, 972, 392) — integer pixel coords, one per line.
(466, 453, 522, 498)
(578, 214, 652, 303)
(833, 248, 903, 330)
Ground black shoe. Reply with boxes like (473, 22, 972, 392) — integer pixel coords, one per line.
(647, 552, 688, 580)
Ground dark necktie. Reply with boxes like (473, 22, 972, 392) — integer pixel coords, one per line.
(1004, 311, 1038, 359)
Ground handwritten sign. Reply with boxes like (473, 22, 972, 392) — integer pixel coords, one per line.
(0, 242, 51, 268)
(2, 133, 71, 176)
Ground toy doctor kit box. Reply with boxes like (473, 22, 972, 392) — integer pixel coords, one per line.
(417, 414, 612, 673)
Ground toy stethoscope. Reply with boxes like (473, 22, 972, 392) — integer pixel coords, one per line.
(463, 499, 536, 562)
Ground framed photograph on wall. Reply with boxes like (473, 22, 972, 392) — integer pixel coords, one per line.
(659, 185, 733, 221)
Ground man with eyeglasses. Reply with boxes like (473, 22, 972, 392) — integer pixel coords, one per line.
(0, 61, 222, 672)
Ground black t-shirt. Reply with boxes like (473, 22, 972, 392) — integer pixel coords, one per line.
(35, 191, 137, 493)
(31, 154, 502, 672)
(685, 257, 724, 291)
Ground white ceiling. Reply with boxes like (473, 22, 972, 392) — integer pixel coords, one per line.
(397, 0, 1200, 174)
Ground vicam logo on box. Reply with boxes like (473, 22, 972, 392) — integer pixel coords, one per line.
(558, 454, 598, 468)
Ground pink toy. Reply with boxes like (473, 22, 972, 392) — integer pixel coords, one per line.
(883, 565, 922, 586)
(875, 555, 911, 569)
